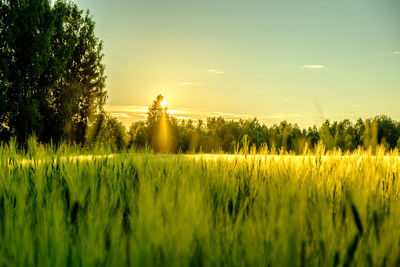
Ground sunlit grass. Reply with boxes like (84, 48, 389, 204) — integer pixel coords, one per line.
(0, 141, 400, 266)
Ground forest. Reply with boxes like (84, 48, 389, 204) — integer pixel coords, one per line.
(100, 97, 400, 154)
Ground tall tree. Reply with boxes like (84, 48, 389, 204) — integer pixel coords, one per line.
(147, 95, 167, 134)
(0, 0, 55, 143)
(146, 94, 176, 152)
(0, 0, 106, 144)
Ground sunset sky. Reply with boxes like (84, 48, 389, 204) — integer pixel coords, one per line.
(74, 0, 400, 127)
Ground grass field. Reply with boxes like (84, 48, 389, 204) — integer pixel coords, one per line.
(1, 141, 400, 266)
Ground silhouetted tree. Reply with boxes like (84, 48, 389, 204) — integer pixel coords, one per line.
(147, 95, 166, 134)
(375, 115, 399, 149)
(146, 94, 176, 152)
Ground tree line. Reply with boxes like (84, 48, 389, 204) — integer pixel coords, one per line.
(92, 95, 400, 154)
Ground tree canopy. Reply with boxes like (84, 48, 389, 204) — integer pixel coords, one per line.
(0, 0, 106, 144)
(126, 97, 400, 154)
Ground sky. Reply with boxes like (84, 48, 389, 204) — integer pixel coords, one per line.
(74, 0, 400, 128)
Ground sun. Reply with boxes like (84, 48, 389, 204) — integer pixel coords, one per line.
(160, 98, 167, 109)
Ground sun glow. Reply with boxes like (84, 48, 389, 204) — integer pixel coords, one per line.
(160, 98, 167, 109)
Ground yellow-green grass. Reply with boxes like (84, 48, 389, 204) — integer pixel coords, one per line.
(0, 142, 400, 266)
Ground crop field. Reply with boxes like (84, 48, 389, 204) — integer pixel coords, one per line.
(1, 143, 400, 266)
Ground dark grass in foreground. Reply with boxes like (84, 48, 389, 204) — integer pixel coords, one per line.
(1, 144, 400, 266)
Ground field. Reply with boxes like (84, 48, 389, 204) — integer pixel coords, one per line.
(1, 142, 400, 266)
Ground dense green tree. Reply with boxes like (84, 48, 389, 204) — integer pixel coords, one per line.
(128, 121, 149, 149)
(102, 117, 127, 150)
(85, 113, 127, 151)
(354, 118, 365, 148)
(0, 0, 106, 144)
(0, 0, 55, 143)
(306, 126, 319, 148)
(375, 115, 399, 149)
(319, 120, 335, 150)
(53, 1, 106, 144)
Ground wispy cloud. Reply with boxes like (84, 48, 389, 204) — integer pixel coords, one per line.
(393, 51, 400, 55)
(204, 69, 224, 74)
(262, 113, 302, 119)
(211, 111, 254, 120)
(180, 82, 194, 86)
(105, 105, 149, 126)
(303, 65, 325, 69)
(105, 105, 148, 113)
(179, 82, 203, 86)
(109, 113, 131, 118)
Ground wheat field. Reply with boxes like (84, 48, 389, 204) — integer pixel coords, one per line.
(1, 141, 400, 266)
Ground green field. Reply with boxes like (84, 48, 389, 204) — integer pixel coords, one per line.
(1, 142, 400, 266)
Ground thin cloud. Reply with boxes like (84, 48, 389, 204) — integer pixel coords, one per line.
(105, 105, 148, 113)
(173, 116, 192, 120)
(179, 82, 203, 86)
(212, 111, 254, 120)
(204, 69, 224, 74)
(263, 113, 302, 119)
(393, 51, 400, 55)
(105, 105, 149, 126)
(109, 113, 131, 118)
(303, 65, 325, 69)
(180, 82, 193, 85)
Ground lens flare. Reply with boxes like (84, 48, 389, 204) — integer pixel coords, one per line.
(160, 98, 167, 109)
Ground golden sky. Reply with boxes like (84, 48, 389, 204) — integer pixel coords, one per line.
(75, 0, 400, 127)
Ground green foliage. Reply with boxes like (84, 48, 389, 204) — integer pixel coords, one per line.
(0, 0, 106, 144)
(85, 113, 128, 152)
(1, 144, 400, 266)
(126, 99, 400, 154)
(128, 121, 149, 149)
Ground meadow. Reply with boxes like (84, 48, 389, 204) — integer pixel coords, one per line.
(1, 140, 400, 266)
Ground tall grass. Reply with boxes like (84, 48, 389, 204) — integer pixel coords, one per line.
(0, 140, 400, 266)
